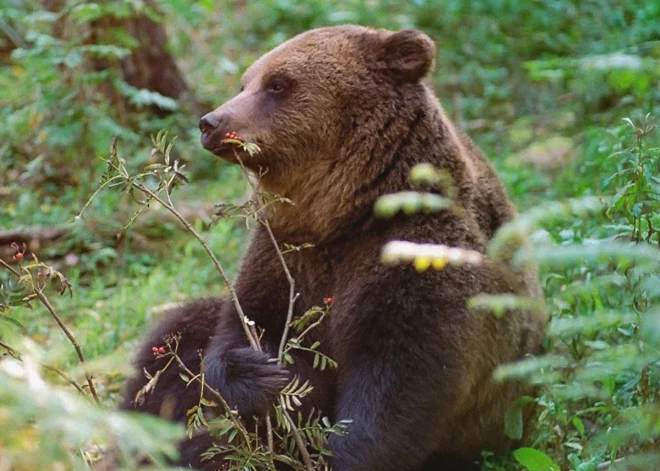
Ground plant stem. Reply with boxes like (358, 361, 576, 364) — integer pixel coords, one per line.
(0, 339, 20, 359)
(34, 287, 100, 404)
(233, 155, 299, 364)
(279, 398, 314, 471)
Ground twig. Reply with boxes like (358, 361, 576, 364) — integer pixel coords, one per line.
(92, 139, 314, 468)
(0, 258, 20, 277)
(0, 258, 100, 404)
(35, 286, 100, 404)
(265, 414, 275, 453)
(0, 339, 20, 359)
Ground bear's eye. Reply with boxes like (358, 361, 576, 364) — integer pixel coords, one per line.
(266, 78, 288, 94)
(239, 85, 245, 93)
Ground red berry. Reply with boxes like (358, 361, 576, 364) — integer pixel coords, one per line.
(158, 347, 165, 354)
(14, 253, 24, 261)
(151, 347, 158, 353)
(323, 297, 333, 304)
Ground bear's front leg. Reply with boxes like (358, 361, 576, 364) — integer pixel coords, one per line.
(327, 277, 474, 471)
(327, 356, 467, 471)
(202, 303, 291, 417)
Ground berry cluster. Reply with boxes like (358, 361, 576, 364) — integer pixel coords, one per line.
(151, 346, 166, 355)
(223, 131, 244, 142)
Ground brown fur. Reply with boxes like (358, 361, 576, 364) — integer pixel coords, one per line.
(124, 25, 547, 471)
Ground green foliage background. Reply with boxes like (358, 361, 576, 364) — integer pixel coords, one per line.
(1, 0, 659, 470)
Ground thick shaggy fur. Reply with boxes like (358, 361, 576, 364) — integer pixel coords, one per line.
(121, 26, 547, 471)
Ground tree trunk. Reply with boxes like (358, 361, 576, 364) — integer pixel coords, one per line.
(89, 2, 197, 114)
(43, 0, 199, 115)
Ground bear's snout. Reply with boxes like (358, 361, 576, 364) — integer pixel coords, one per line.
(199, 113, 221, 134)
(199, 112, 233, 152)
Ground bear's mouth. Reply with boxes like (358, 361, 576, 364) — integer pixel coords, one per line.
(201, 133, 251, 160)
(208, 141, 236, 156)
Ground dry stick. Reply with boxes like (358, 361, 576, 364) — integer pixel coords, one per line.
(0, 258, 100, 404)
(234, 155, 313, 471)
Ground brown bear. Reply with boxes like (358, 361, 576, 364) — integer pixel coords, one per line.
(121, 25, 547, 471)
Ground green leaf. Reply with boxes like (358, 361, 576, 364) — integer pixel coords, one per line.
(504, 398, 525, 440)
(513, 448, 561, 471)
(70, 3, 103, 24)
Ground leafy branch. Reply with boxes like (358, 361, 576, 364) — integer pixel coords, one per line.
(0, 247, 100, 404)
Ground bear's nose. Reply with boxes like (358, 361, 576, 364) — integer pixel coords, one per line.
(199, 114, 221, 134)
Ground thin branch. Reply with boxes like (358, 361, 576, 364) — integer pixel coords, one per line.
(33, 287, 100, 404)
(279, 398, 314, 471)
(91, 139, 315, 468)
(76, 174, 124, 220)
(0, 339, 20, 359)
(0, 258, 20, 277)
(132, 182, 260, 351)
(42, 364, 89, 397)
(265, 414, 275, 453)
(233, 154, 299, 363)
(286, 313, 328, 356)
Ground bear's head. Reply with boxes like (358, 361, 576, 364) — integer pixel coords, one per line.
(199, 26, 454, 242)
(199, 25, 435, 172)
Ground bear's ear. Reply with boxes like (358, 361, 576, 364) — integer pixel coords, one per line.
(381, 29, 435, 82)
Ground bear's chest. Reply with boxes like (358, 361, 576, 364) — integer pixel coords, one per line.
(284, 246, 337, 309)
(283, 233, 382, 311)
